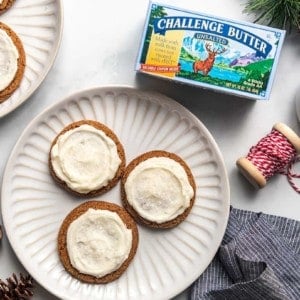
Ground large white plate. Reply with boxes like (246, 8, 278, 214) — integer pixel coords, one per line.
(0, 0, 63, 117)
(1, 86, 230, 300)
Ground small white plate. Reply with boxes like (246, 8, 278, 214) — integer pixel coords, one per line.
(1, 86, 230, 300)
(0, 0, 63, 117)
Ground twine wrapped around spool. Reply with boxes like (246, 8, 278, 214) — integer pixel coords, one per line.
(236, 123, 300, 190)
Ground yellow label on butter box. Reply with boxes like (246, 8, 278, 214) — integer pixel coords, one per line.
(145, 30, 184, 77)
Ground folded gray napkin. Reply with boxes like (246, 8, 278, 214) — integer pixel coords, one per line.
(190, 207, 300, 300)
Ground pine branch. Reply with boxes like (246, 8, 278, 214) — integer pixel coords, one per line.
(243, 0, 300, 33)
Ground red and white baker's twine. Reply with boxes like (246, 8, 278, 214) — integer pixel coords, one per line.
(246, 128, 300, 193)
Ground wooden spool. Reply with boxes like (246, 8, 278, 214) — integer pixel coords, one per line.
(236, 123, 300, 189)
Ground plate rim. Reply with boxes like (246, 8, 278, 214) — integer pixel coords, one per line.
(0, 0, 64, 118)
(1, 85, 230, 299)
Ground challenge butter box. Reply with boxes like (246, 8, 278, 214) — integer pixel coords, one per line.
(135, 2, 285, 100)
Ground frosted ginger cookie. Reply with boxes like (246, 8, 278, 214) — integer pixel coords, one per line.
(0, 22, 25, 103)
(58, 201, 139, 283)
(49, 120, 125, 197)
(0, 0, 15, 14)
(121, 150, 196, 228)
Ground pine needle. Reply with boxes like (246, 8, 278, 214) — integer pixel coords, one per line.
(243, 0, 300, 32)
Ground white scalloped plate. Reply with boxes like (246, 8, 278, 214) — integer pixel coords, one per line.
(1, 86, 230, 300)
(0, 0, 63, 117)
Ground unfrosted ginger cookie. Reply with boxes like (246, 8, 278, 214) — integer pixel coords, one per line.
(0, 0, 15, 14)
(58, 201, 139, 283)
(121, 150, 196, 229)
(49, 120, 125, 197)
(0, 22, 25, 103)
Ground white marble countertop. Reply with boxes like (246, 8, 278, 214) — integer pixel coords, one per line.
(0, 0, 299, 299)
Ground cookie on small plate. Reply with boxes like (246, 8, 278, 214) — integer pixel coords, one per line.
(0, 0, 15, 14)
(49, 120, 125, 197)
(58, 201, 139, 283)
(121, 150, 196, 228)
(0, 22, 26, 103)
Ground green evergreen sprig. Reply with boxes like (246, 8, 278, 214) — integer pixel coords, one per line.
(243, 0, 300, 32)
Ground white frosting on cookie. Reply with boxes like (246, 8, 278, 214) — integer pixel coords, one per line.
(51, 124, 121, 193)
(0, 28, 19, 91)
(124, 156, 194, 223)
(67, 208, 132, 278)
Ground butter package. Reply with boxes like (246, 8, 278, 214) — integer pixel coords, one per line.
(135, 2, 285, 100)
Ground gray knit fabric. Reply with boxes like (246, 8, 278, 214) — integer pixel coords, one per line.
(190, 207, 300, 300)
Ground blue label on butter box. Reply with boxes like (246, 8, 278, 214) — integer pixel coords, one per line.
(136, 2, 285, 100)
